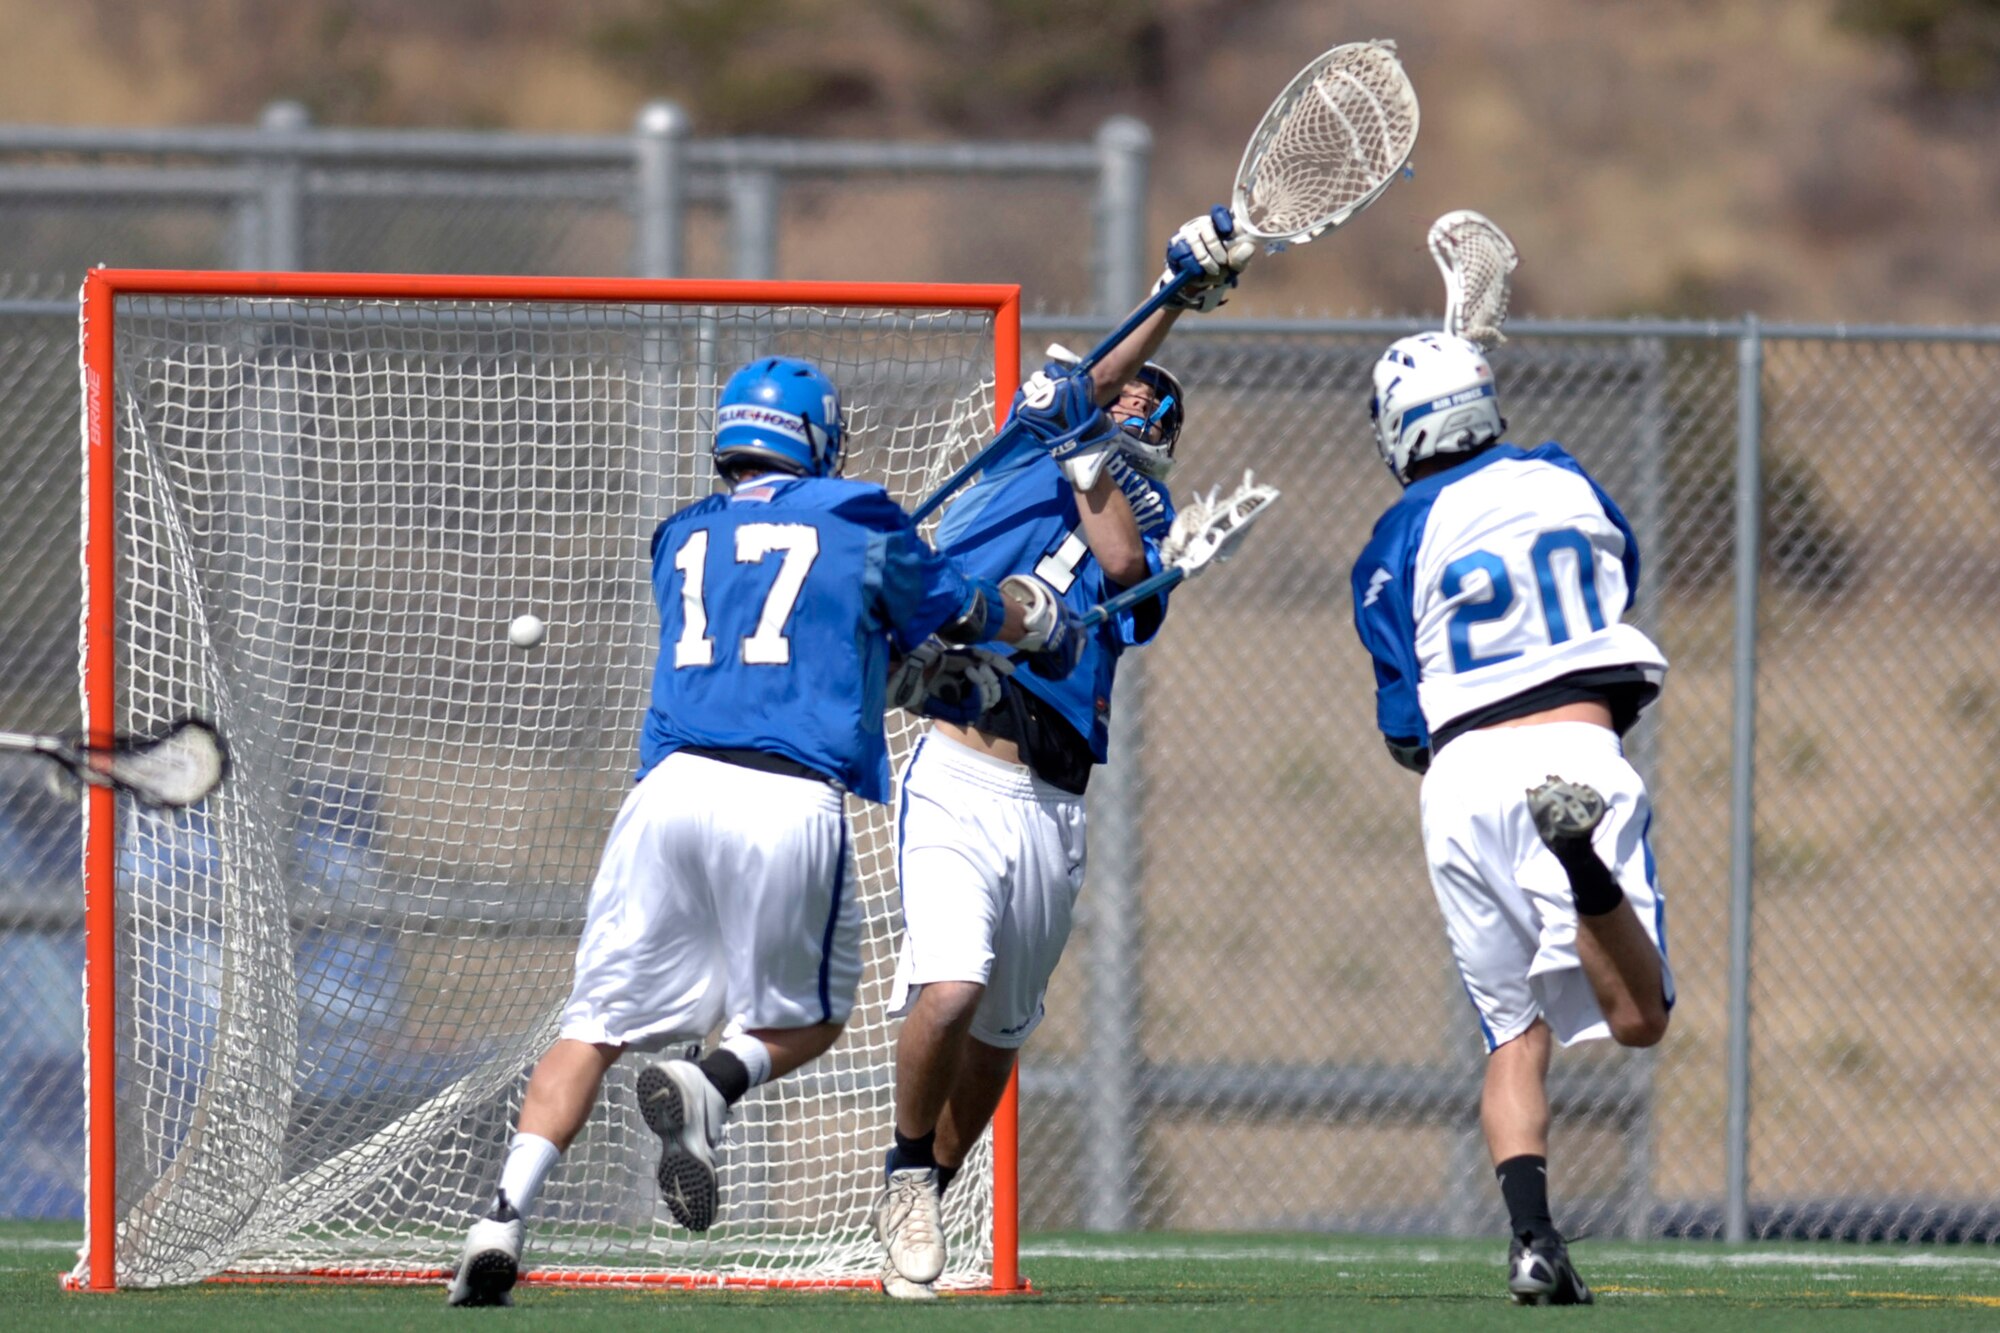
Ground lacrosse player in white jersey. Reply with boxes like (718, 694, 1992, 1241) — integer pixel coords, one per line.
(1350, 332, 1674, 1306)
(871, 210, 1254, 1298)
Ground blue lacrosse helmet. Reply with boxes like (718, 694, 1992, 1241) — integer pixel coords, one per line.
(714, 356, 846, 478)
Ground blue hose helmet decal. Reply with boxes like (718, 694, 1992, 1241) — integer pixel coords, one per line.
(714, 356, 846, 479)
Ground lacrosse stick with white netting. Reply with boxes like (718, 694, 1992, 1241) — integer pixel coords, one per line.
(913, 40, 1417, 521)
(1429, 209, 1519, 350)
(1079, 471, 1281, 627)
(0, 716, 229, 808)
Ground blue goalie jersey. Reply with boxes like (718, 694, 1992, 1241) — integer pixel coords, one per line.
(641, 474, 983, 803)
(936, 446, 1174, 762)
(1350, 443, 1669, 757)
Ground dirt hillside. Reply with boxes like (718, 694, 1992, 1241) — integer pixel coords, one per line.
(2, 0, 1992, 324)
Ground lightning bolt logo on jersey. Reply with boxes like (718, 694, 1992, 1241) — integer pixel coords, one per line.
(641, 475, 984, 803)
(1350, 443, 1668, 755)
(936, 447, 1175, 761)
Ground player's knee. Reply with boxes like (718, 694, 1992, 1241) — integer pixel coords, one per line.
(910, 979, 985, 1029)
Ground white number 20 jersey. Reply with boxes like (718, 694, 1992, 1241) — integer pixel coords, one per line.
(1350, 443, 1668, 752)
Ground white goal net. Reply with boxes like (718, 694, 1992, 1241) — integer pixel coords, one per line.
(73, 278, 1012, 1290)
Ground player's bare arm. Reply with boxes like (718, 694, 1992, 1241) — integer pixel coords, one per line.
(1089, 209, 1257, 403)
(1074, 472, 1149, 587)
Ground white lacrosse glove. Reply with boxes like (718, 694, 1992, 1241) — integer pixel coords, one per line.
(1000, 573, 1085, 679)
(1153, 207, 1258, 314)
(887, 637, 1005, 725)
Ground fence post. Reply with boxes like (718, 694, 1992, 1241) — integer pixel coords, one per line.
(1724, 316, 1763, 1244)
(632, 101, 689, 279)
(1622, 335, 1670, 1240)
(1093, 116, 1151, 323)
(1081, 113, 1152, 1235)
(256, 101, 308, 272)
(727, 170, 780, 281)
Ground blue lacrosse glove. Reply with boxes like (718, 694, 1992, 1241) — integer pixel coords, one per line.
(1009, 362, 1122, 469)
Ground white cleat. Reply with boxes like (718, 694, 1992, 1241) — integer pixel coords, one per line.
(635, 1058, 728, 1232)
(874, 1166, 947, 1286)
(880, 1266, 939, 1301)
(446, 1196, 523, 1307)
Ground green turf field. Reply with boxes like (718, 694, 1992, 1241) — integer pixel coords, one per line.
(10, 1222, 2000, 1330)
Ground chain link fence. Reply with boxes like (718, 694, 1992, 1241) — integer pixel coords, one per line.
(9, 307, 1998, 1241)
(0, 103, 1136, 302)
(0, 112, 1995, 1245)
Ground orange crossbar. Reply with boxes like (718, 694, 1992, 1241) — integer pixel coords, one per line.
(73, 270, 1023, 1294)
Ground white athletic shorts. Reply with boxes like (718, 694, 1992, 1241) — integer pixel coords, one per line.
(886, 731, 1087, 1049)
(1420, 722, 1673, 1052)
(559, 750, 861, 1051)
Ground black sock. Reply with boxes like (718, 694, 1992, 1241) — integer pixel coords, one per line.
(1549, 838, 1624, 916)
(697, 1049, 752, 1106)
(936, 1164, 959, 1197)
(888, 1128, 938, 1175)
(1496, 1154, 1555, 1243)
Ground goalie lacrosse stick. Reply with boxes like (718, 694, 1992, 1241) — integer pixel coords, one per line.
(0, 716, 229, 808)
(1429, 209, 1518, 350)
(912, 38, 1419, 523)
(1079, 471, 1281, 628)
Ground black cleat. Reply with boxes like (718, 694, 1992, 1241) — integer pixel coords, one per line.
(1507, 1231, 1593, 1306)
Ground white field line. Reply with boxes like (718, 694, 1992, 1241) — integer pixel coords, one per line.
(1020, 1239, 2000, 1272)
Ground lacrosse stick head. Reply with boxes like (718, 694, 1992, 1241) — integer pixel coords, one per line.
(1232, 39, 1420, 246)
(94, 717, 230, 808)
(1162, 470, 1282, 573)
(1428, 209, 1518, 350)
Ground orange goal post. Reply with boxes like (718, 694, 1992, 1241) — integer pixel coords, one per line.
(71, 270, 1025, 1292)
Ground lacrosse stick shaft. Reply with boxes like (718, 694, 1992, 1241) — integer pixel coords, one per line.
(1079, 565, 1186, 629)
(909, 267, 1202, 525)
(0, 730, 59, 755)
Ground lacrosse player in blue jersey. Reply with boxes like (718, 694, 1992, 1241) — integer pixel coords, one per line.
(871, 211, 1255, 1297)
(448, 356, 1084, 1307)
(1350, 332, 1674, 1307)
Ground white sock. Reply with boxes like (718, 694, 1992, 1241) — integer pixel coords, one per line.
(719, 1031, 774, 1090)
(497, 1132, 561, 1217)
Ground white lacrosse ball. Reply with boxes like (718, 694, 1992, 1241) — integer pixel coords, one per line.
(508, 614, 547, 649)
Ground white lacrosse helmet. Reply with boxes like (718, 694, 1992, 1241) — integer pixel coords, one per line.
(1368, 332, 1506, 484)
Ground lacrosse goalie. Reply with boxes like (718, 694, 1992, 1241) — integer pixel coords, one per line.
(1349, 214, 1672, 1307)
(446, 355, 1084, 1306)
(872, 209, 1255, 1298)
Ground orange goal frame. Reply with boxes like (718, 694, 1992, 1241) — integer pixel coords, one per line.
(73, 269, 1027, 1294)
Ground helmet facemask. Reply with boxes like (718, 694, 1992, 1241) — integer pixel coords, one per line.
(1111, 362, 1184, 482)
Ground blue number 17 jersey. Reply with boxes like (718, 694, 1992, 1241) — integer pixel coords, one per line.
(640, 474, 979, 803)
